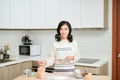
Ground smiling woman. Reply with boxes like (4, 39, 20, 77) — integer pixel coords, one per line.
(38, 21, 80, 74)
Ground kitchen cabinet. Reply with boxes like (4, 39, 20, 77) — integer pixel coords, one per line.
(0, 0, 10, 28)
(42, 0, 61, 29)
(32, 61, 38, 66)
(1, 63, 20, 80)
(61, 0, 81, 28)
(2, 66, 9, 80)
(21, 61, 32, 70)
(0, 0, 107, 29)
(80, 0, 105, 28)
(0, 61, 32, 80)
(10, 0, 30, 29)
(30, 0, 46, 28)
(75, 63, 108, 75)
(0, 67, 3, 80)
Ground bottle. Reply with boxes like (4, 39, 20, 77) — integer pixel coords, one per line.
(3, 50, 7, 60)
(3, 44, 10, 59)
(0, 47, 3, 59)
(36, 64, 46, 79)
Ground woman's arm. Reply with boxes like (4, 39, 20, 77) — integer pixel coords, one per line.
(73, 40, 80, 62)
(45, 42, 56, 67)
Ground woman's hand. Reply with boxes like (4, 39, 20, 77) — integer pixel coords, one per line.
(37, 60, 47, 66)
(65, 56, 74, 63)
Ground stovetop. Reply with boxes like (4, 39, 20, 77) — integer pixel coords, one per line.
(77, 58, 100, 64)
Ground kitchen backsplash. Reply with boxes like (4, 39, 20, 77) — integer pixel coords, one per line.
(0, 28, 112, 59)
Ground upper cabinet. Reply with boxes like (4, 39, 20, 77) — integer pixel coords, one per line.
(0, 0, 10, 28)
(0, 0, 107, 29)
(80, 0, 105, 28)
(61, 0, 81, 28)
(30, 0, 46, 28)
(11, 0, 30, 29)
(43, 0, 61, 29)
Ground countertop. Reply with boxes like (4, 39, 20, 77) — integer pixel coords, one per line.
(14, 73, 110, 80)
(0, 55, 40, 67)
(0, 55, 108, 68)
(75, 57, 108, 67)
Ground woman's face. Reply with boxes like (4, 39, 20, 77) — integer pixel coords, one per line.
(60, 24, 69, 39)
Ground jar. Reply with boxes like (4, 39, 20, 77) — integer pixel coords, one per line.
(73, 69, 87, 79)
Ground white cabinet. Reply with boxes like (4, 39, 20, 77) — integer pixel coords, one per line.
(44, 0, 61, 29)
(30, 0, 106, 29)
(61, 0, 81, 28)
(29, 0, 61, 29)
(80, 0, 104, 28)
(30, 0, 46, 28)
(10, 0, 30, 28)
(0, 0, 107, 29)
(0, 0, 10, 28)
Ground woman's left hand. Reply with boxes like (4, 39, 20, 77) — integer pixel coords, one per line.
(37, 60, 47, 66)
(65, 56, 74, 62)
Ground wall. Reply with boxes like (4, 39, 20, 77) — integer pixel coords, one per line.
(28, 29, 111, 58)
(0, 30, 28, 57)
(0, 0, 112, 79)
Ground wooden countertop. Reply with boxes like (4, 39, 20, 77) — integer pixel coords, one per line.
(14, 73, 109, 80)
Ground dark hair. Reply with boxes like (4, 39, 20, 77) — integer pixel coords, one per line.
(55, 21, 73, 42)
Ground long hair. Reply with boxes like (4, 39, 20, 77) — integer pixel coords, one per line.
(55, 21, 73, 42)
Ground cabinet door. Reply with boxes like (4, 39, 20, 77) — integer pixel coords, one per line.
(2, 66, 9, 80)
(0, 68, 3, 80)
(61, 0, 81, 28)
(0, 0, 10, 28)
(10, 0, 30, 28)
(1, 64, 21, 80)
(80, 0, 104, 28)
(22, 61, 32, 70)
(10, 63, 21, 79)
(44, 0, 61, 29)
(0, 0, 105, 29)
(30, 0, 46, 28)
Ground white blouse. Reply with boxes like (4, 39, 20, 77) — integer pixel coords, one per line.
(46, 39, 80, 67)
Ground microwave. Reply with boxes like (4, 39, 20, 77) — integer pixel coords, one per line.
(19, 45, 40, 56)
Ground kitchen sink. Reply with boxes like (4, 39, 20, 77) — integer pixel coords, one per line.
(0, 59, 14, 63)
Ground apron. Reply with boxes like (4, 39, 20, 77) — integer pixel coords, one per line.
(54, 47, 75, 74)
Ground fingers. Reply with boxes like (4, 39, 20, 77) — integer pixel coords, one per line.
(38, 60, 47, 66)
(84, 73, 92, 80)
(66, 56, 74, 61)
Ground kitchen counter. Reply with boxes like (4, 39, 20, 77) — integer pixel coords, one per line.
(75, 58, 108, 67)
(0, 56, 109, 80)
(0, 55, 108, 68)
(14, 73, 110, 80)
(0, 55, 40, 67)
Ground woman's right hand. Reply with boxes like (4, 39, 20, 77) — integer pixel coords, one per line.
(37, 60, 47, 66)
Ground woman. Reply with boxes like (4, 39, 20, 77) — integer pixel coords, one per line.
(38, 21, 80, 74)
